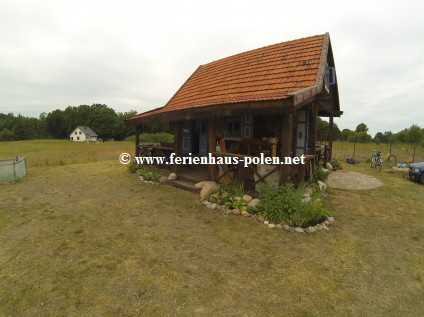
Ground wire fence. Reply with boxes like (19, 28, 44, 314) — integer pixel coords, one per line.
(0, 156, 27, 183)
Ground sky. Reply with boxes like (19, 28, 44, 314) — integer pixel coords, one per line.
(1, 0, 423, 136)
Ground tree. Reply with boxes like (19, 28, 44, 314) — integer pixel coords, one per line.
(46, 109, 67, 138)
(407, 124, 423, 162)
(355, 123, 368, 133)
(0, 128, 14, 141)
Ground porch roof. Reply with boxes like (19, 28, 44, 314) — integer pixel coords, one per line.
(126, 33, 338, 125)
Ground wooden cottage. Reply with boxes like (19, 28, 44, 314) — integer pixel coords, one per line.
(125, 33, 342, 190)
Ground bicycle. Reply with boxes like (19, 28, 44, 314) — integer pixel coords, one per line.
(370, 151, 397, 172)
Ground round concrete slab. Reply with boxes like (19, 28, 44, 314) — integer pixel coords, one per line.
(327, 170, 382, 190)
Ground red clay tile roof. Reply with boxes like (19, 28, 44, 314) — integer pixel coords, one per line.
(129, 34, 327, 121)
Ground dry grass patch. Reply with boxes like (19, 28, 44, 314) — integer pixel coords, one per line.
(0, 141, 423, 316)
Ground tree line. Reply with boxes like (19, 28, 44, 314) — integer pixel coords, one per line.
(0, 104, 169, 141)
(316, 118, 424, 147)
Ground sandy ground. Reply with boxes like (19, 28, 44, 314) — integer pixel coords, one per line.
(327, 170, 383, 190)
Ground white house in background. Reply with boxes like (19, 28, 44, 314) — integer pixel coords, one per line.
(70, 126, 98, 142)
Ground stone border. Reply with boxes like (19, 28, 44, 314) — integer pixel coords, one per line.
(202, 200, 335, 233)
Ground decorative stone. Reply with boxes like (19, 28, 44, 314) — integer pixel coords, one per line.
(289, 227, 296, 232)
(232, 208, 241, 215)
(323, 220, 330, 226)
(257, 216, 265, 223)
(159, 176, 168, 183)
(318, 181, 327, 192)
(241, 211, 251, 217)
(205, 201, 213, 209)
(233, 196, 242, 202)
(264, 220, 269, 225)
(268, 223, 276, 228)
(322, 168, 330, 174)
(247, 198, 261, 209)
(301, 194, 311, 203)
(276, 224, 283, 229)
(304, 186, 313, 196)
(242, 195, 253, 203)
(283, 224, 290, 230)
(194, 181, 206, 189)
(305, 226, 316, 233)
(211, 203, 217, 209)
(200, 181, 218, 200)
(327, 216, 335, 223)
(322, 224, 329, 230)
(295, 227, 304, 233)
(326, 162, 333, 171)
(168, 173, 177, 180)
(224, 210, 232, 215)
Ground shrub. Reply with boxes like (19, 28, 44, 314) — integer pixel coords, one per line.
(139, 166, 161, 182)
(316, 166, 329, 182)
(127, 161, 138, 174)
(258, 184, 330, 227)
(329, 159, 343, 171)
(125, 133, 174, 144)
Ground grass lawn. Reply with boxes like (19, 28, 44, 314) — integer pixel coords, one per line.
(0, 140, 423, 316)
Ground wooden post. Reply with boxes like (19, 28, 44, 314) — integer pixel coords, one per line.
(135, 125, 140, 157)
(328, 115, 334, 160)
(208, 116, 218, 181)
(310, 104, 317, 156)
(173, 121, 182, 173)
(279, 112, 293, 185)
(310, 104, 317, 175)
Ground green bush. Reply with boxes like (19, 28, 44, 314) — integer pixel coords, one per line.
(316, 166, 329, 182)
(207, 183, 250, 212)
(127, 161, 138, 174)
(329, 159, 343, 171)
(139, 166, 161, 182)
(125, 133, 174, 144)
(258, 184, 330, 227)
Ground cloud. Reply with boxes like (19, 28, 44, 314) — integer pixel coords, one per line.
(0, 0, 423, 134)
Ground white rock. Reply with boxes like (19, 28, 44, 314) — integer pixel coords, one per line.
(327, 216, 335, 223)
(194, 181, 206, 189)
(283, 224, 290, 230)
(242, 195, 253, 203)
(200, 181, 218, 200)
(211, 203, 217, 209)
(326, 162, 333, 171)
(295, 227, 304, 233)
(301, 194, 311, 203)
(276, 224, 283, 229)
(318, 181, 327, 192)
(268, 223, 276, 228)
(168, 173, 177, 180)
(322, 168, 330, 174)
(264, 220, 269, 225)
(323, 220, 330, 226)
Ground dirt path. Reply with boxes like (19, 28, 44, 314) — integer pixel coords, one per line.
(327, 170, 383, 190)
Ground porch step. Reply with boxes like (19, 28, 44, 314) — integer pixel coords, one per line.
(165, 179, 200, 192)
(177, 174, 199, 184)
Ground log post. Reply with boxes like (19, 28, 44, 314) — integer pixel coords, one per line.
(310, 104, 317, 175)
(328, 115, 334, 161)
(135, 125, 140, 157)
(208, 116, 218, 181)
(279, 112, 293, 185)
(173, 121, 182, 173)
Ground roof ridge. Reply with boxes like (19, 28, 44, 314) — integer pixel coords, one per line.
(202, 33, 326, 67)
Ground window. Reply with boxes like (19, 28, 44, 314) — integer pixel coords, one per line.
(75, 131, 77, 135)
(226, 117, 241, 137)
(79, 131, 82, 135)
(77, 136, 80, 140)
